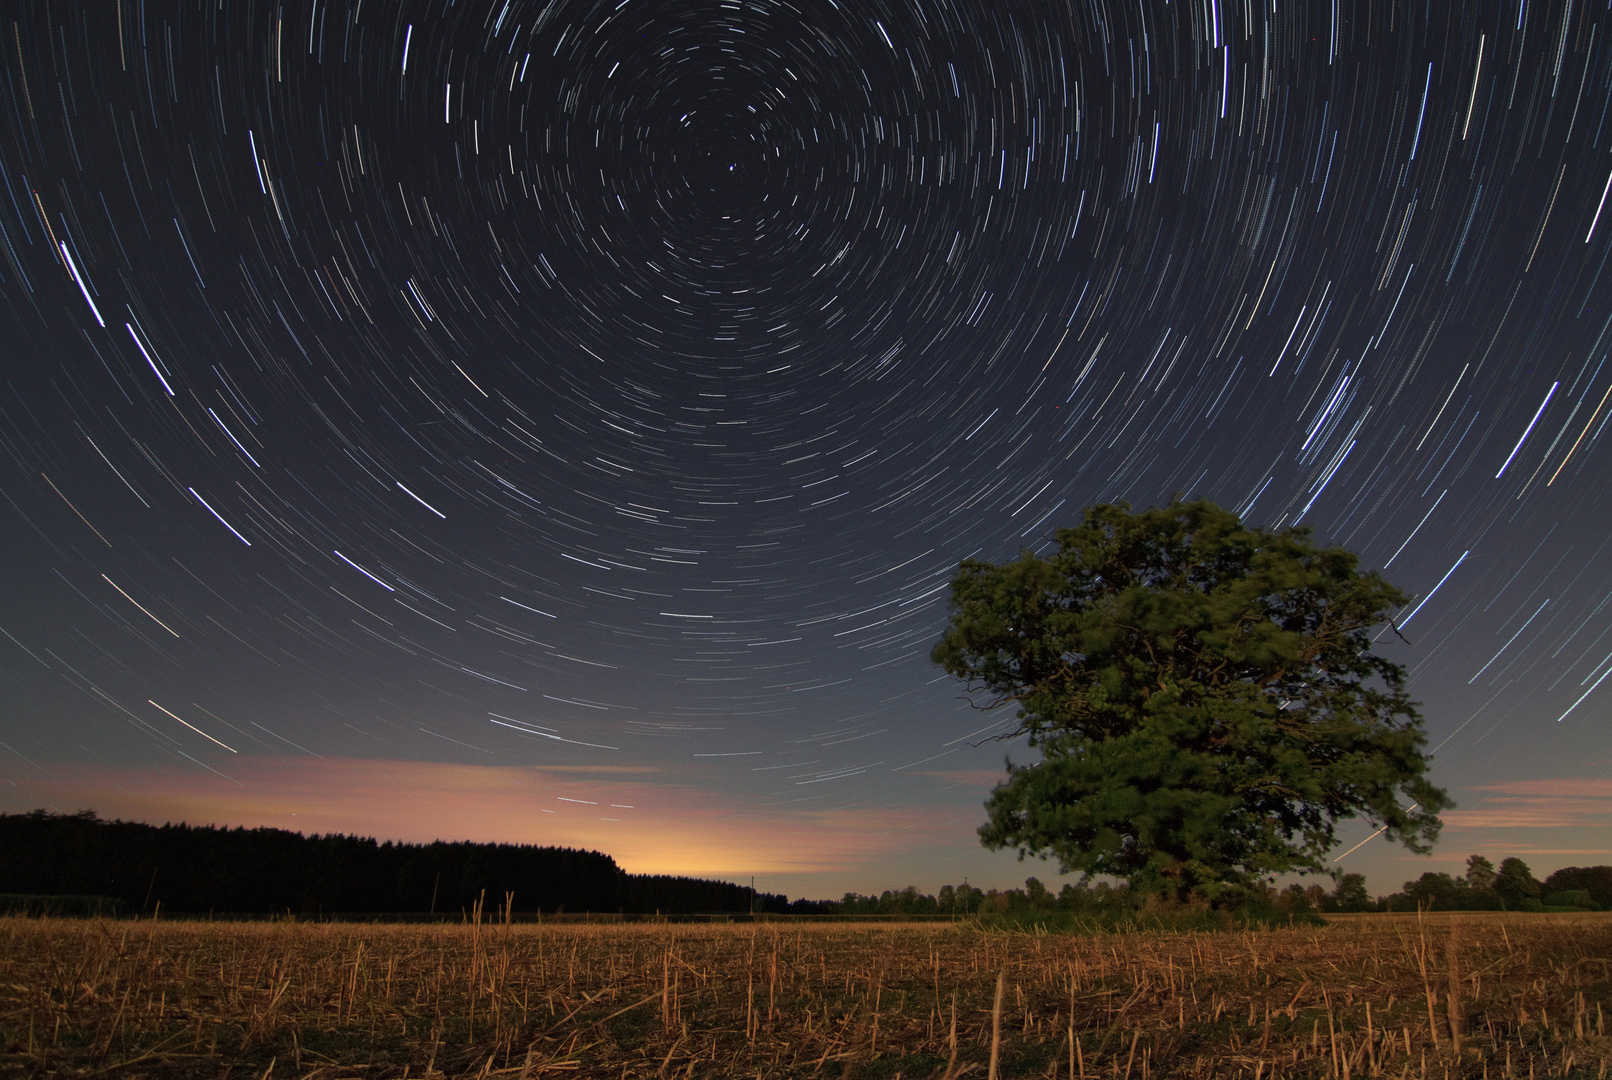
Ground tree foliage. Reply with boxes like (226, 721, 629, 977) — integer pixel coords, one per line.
(1464, 854, 1497, 892)
(1494, 856, 1542, 909)
(1542, 864, 1612, 909)
(1329, 873, 1374, 913)
(931, 500, 1451, 900)
(1388, 870, 1504, 912)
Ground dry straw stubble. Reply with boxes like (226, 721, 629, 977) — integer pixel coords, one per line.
(0, 910, 1608, 1078)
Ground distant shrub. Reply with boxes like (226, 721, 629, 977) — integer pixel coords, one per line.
(1543, 890, 1594, 910)
(1542, 866, 1612, 909)
(0, 893, 123, 917)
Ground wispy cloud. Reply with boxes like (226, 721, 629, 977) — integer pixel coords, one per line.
(1441, 777, 1612, 831)
(1468, 778, 1612, 797)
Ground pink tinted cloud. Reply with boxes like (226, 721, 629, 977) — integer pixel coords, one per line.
(1464, 778, 1612, 798)
(1, 756, 955, 879)
(1439, 776, 1612, 831)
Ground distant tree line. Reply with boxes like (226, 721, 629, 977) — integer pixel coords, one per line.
(836, 855, 1612, 919)
(1375, 854, 1611, 912)
(1277, 855, 1610, 915)
(13, 812, 1599, 920)
(839, 878, 1122, 916)
(0, 811, 788, 916)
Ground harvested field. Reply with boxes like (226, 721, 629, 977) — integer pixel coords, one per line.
(1, 911, 1608, 1078)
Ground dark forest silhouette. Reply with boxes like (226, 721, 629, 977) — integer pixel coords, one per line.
(0, 811, 818, 915)
(8, 811, 1606, 920)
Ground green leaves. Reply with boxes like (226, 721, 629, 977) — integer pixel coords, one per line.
(933, 500, 1452, 901)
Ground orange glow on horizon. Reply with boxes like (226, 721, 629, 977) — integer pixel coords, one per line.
(2, 755, 961, 881)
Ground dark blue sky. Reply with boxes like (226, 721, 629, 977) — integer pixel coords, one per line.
(0, 0, 1608, 897)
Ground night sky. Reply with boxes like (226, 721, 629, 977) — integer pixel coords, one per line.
(1, 0, 1609, 898)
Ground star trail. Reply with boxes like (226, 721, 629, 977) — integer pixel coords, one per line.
(1, 0, 1610, 891)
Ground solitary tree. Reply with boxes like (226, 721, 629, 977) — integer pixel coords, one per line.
(1494, 857, 1540, 910)
(1329, 872, 1374, 913)
(1464, 854, 1497, 892)
(931, 500, 1451, 902)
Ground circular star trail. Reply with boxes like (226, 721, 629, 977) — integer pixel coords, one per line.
(1, 0, 1609, 884)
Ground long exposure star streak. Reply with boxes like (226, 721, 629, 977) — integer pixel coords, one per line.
(1, 0, 1609, 894)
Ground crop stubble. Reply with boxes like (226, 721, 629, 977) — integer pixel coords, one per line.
(1, 910, 1607, 1078)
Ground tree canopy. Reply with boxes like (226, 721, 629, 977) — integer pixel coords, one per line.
(931, 499, 1451, 901)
